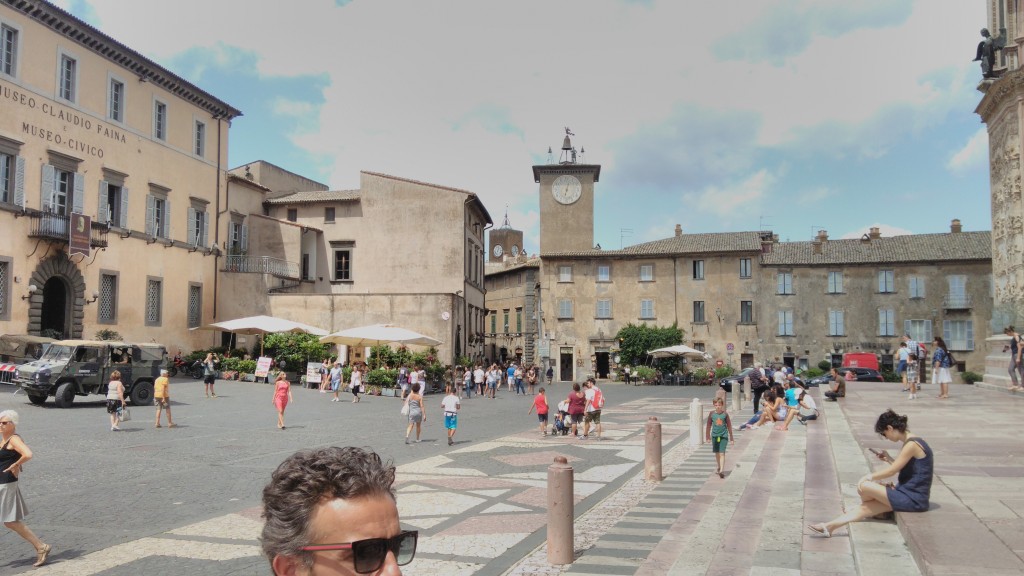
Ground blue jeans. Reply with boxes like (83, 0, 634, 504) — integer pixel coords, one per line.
(464, 382, 473, 397)
(515, 379, 525, 395)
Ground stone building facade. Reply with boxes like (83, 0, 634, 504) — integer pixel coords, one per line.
(483, 256, 540, 366)
(0, 0, 241, 352)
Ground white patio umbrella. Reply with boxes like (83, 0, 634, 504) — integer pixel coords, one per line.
(319, 324, 443, 348)
(647, 344, 712, 360)
(198, 315, 328, 354)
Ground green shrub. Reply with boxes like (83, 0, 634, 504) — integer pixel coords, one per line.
(804, 368, 824, 379)
(691, 367, 714, 384)
(714, 366, 735, 379)
(880, 369, 902, 383)
(961, 371, 984, 384)
(817, 360, 832, 371)
(634, 366, 656, 381)
(366, 368, 398, 388)
(95, 328, 122, 341)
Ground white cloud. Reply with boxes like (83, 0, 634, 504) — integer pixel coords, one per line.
(947, 128, 988, 173)
(695, 169, 775, 218)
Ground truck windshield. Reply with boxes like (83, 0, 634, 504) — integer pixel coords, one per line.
(40, 345, 73, 362)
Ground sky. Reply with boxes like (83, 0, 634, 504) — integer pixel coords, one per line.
(58, 0, 992, 253)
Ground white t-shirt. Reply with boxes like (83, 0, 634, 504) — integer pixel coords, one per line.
(584, 388, 596, 413)
(473, 368, 485, 383)
(799, 392, 817, 412)
(441, 395, 460, 414)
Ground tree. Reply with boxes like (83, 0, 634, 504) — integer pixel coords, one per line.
(615, 322, 684, 374)
(262, 333, 331, 372)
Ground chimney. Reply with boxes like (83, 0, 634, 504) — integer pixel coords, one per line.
(675, 224, 682, 237)
(869, 227, 881, 240)
(950, 219, 962, 233)
(812, 240, 822, 255)
(815, 229, 828, 242)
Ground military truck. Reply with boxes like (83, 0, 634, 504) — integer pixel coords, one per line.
(13, 340, 165, 407)
(0, 334, 55, 384)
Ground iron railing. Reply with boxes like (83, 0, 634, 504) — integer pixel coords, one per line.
(28, 213, 109, 247)
(223, 255, 299, 280)
(943, 294, 972, 309)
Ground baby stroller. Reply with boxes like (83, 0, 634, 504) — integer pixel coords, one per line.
(551, 410, 570, 436)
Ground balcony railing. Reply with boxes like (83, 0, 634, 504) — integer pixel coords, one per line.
(946, 340, 974, 352)
(224, 255, 300, 280)
(943, 294, 972, 309)
(28, 212, 108, 248)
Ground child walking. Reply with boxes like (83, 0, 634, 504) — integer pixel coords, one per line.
(705, 397, 734, 478)
(529, 387, 549, 436)
(906, 353, 919, 400)
(441, 386, 460, 446)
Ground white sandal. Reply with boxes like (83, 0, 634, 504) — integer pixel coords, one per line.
(808, 524, 831, 538)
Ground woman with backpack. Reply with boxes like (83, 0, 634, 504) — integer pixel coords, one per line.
(1004, 326, 1023, 391)
(932, 337, 953, 399)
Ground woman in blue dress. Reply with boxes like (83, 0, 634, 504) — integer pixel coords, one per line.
(808, 409, 933, 537)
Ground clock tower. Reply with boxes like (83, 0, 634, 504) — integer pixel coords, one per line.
(533, 129, 601, 254)
(488, 211, 525, 262)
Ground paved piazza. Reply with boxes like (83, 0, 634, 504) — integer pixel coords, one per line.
(0, 378, 716, 575)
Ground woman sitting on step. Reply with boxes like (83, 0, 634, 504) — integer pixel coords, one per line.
(808, 409, 933, 537)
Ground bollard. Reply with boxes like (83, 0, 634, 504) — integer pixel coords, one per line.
(732, 377, 741, 413)
(547, 455, 574, 565)
(645, 416, 663, 481)
(689, 397, 704, 446)
(743, 375, 751, 406)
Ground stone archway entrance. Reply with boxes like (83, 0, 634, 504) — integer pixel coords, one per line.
(27, 253, 85, 339)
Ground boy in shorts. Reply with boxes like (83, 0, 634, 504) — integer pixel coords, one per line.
(154, 369, 176, 428)
(529, 387, 549, 436)
(441, 386, 461, 446)
(705, 397, 733, 478)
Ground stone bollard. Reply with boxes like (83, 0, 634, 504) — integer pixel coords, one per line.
(547, 455, 574, 565)
(690, 397, 704, 446)
(732, 378, 741, 413)
(645, 416, 663, 482)
(743, 375, 751, 405)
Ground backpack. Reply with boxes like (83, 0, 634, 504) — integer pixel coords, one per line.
(943, 349, 955, 367)
(592, 387, 605, 409)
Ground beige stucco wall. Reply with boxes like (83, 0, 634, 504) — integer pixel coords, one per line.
(228, 161, 327, 198)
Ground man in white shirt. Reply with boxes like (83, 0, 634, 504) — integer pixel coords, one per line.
(440, 386, 461, 446)
(583, 378, 604, 439)
(473, 365, 485, 396)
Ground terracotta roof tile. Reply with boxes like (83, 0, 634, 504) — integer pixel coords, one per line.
(760, 231, 991, 265)
(264, 190, 361, 205)
(543, 231, 766, 258)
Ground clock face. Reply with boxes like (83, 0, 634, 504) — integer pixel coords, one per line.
(510, 245, 520, 256)
(492, 244, 504, 257)
(551, 175, 582, 205)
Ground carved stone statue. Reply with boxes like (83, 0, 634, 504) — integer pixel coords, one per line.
(975, 28, 1007, 79)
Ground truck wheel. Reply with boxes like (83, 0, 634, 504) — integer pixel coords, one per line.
(130, 381, 154, 406)
(54, 381, 76, 408)
(27, 393, 47, 406)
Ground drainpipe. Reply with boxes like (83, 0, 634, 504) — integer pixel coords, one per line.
(212, 113, 223, 320)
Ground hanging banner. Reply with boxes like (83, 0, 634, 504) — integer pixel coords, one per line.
(69, 213, 91, 257)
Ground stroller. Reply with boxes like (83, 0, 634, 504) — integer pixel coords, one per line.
(551, 409, 570, 436)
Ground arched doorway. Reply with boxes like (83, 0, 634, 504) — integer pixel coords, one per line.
(27, 253, 86, 339)
(39, 276, 70, 339)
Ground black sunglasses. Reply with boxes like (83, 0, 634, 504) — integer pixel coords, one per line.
(300, 530, 417, 573)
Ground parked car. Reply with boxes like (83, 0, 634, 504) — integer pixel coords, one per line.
(0, 335, 55, 384)
(14, 340, 166, 407)
(806, 366, 884, 387)
(719, 367, 760, 393)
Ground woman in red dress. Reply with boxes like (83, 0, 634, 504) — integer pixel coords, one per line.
(273, 373, 293, 430)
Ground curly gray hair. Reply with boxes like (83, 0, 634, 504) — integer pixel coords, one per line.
(0, 410, 19, 425)
(260, 446, 396, 569)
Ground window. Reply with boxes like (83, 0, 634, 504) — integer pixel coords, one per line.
(558, 299, 574, 319)
(596, 265, 610, 282)
(640, 264, 654, 282)
(827, 271, 843, 294)
(502, 309, 509, 332)
(99, 180, 128, 228)
(943, 320, 974, 351)
(692, 260, 704, 280)
(878, 269, 895, 293)
(187, 284, 202, 329)
(0, 257, 9, 321)
(879, 308, 895, 337)
(692, 342, 705, 352)
(0, 152, 22, 206)
(909, 276, 926, 299)
(904, 319, 933, 345)
(740, 301, 753, 324)
(146, 192, 170, 239)
(515, 307, 522, 331)
(693, 301, 705, 323)
(324, 207, 335, 223)
(558, 265, 572, 282)
(228, 221, 248, 254)
(154, 100, 167, 140)
(194, 120, 206, 157)
(1, 24, 17, 77)
(287, 208, 297, 222)
(740, 258, 751, 279)
(59, 54, 76, 102)
(333, 249, 352, 281)
(145, 277, 162, 326)
(828, 310, 845, 336)
(640, 299, 655, 319)
(778, 310, 794, 336)
(596, 299, 612, 319)
(777, 272, 793, 295)
(187, 204, 209, 247)
(490, 312, 496, 334)
(108, 78, 124, 122)
(947, 275, 967, 307)
(97, 272, 117, 324)
(41, 163, 83, 216)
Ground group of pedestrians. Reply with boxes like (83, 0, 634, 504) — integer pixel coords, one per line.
(895, 334, 955, 400)
(459, 361, 545, 399)
(529, 378, 605, 439)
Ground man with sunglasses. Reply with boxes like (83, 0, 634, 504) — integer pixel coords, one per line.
(261, 446, 417, 575)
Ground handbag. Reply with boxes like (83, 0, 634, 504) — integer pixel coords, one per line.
(118, 406, 132, 422)
(400, 403, 409, 416)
